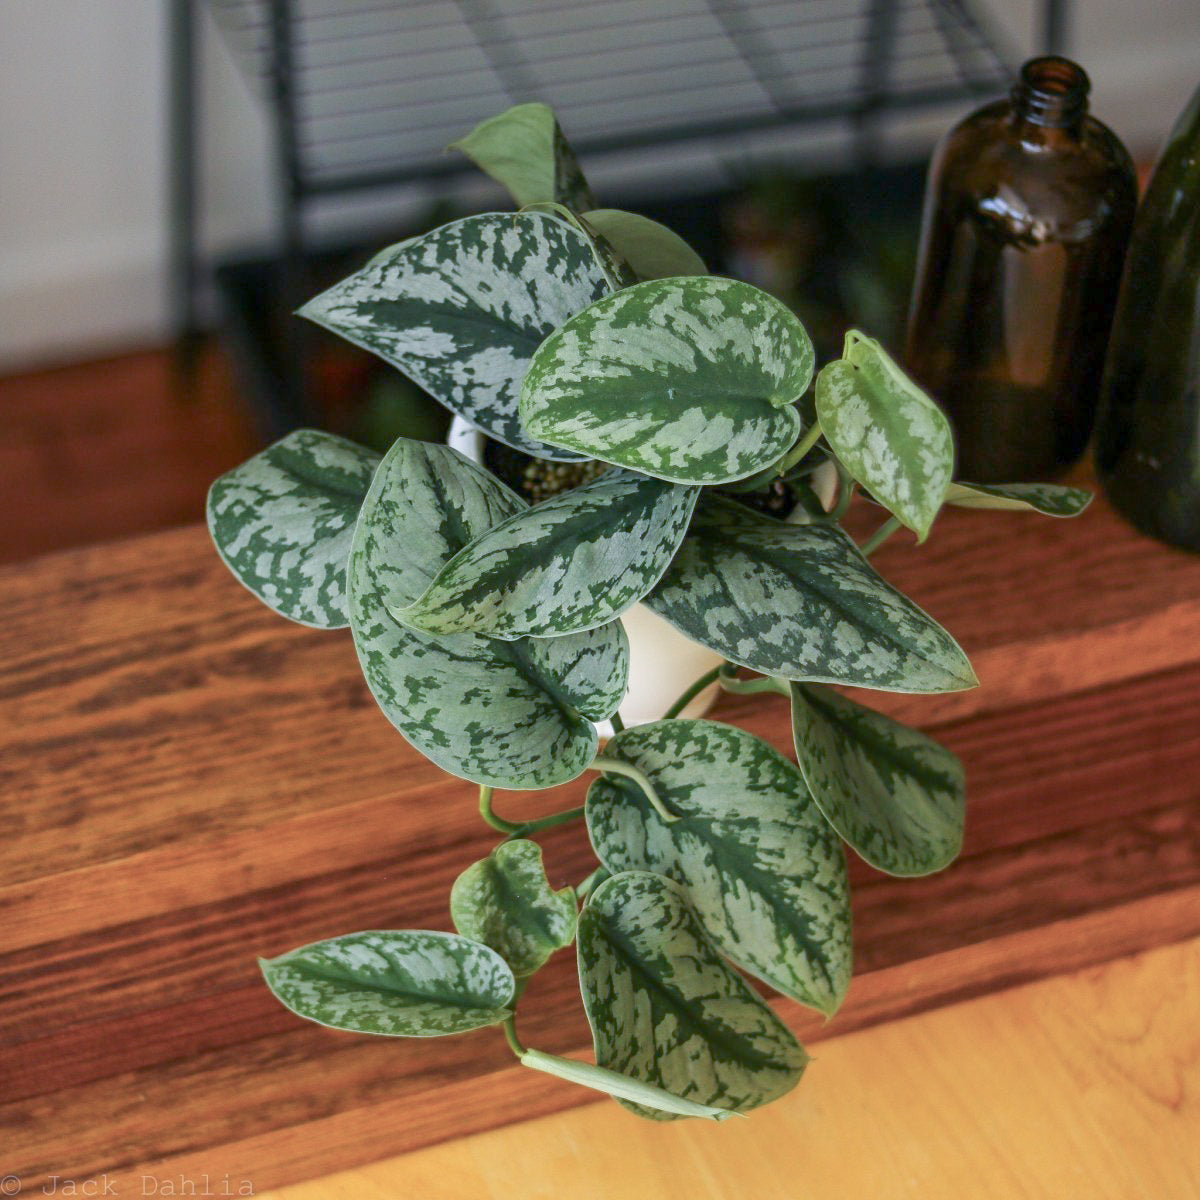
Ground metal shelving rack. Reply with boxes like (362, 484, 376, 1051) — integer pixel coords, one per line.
(171, 0, 1066, 432)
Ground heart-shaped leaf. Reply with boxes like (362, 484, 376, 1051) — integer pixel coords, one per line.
(816, 331, 954, 541)
(349, 437, 628, 789)
(451, 840, 577, 977)
(645, 496, 977, 693)
(946, 481, 1093, 517)
(586, 721, 851, 1014)
(207, 429, 379, 628)
(582, 209, 708, 279)
(399, 470, 700, 638)
(520, 1049, 733, 1121)
(790, 683, 965, 877)
(449, 102, 595, 211)
(578, 871, 809, 1119)
(300, 212, 610, 461)
(260, 930, 515, 1036)
(520, 276, 813, 485)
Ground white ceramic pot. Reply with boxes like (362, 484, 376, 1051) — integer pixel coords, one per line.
(446, 417, 723, 731)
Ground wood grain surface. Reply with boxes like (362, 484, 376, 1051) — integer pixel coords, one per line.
(258, 936, 1200, 1200)
(3, 490, 1199, 1194)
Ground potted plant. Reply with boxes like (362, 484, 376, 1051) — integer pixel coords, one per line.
(207, 104, 1092, 1122)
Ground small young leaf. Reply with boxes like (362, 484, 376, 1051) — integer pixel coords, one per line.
(449, 102, 595, 211)
(451, 840, 577, 977)
(207, 429, 379, 628)
(300, 212, 609, 461)
(790, 683, 965, 877)
(586, 720, 852, 1014)
(399, 470, 699, 639)
(260, 930, 515, 1036)
(578, 872, 809, 1119)
(519, 276, 814, 485)
(816, 331, 954, 541)
(349, 437, 628, 790)
(645, 496, 978, 694)
(945, 481, 1093, 517)
(521, 1050, 734, 1120)
(582, 209, 708, 279)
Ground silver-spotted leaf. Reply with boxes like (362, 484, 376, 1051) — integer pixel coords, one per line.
(946, 481, 1093, 517)
(816, 331, 954, 541)
(399, 470, 700, 638)
(450, 839, 577, 976)
(578, 871, 809, 1119)
(207, 429, 380, 628)
(449, 102, 595, 211)
(790, 683, 965, 877)
(519, 276, 813, 485)
(583, 209, 708, 279)
(300, 212, 609, 461)
(645, 496, 977, 693)
(349, 437, 628, 789)
(521, 1049, 733, 1120)
(586, 721, 851, 1014)
(260, 930, 514, 1036)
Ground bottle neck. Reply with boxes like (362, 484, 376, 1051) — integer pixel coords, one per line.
(1010, 56, 1090, 132)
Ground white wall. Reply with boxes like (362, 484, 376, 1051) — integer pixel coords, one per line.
(0, 0, 1196, 371)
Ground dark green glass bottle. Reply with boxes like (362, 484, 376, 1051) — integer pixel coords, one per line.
(906, 57, 1137, 482)
(1095, 82, 1200, 550)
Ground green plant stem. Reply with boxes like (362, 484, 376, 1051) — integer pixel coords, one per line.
(502, 1015, 527, 1058)
(590, 755, 679, 823)
(860, 515, 903, 557)
(775, 420, 824, 476)
(478, 784, 585, 838)
(718, 673, 791, 699)
(609, 710, 625, 734)
(662, 664, 724, 720)
(830, 460, 856, 522)
(576, 866, 609, 903)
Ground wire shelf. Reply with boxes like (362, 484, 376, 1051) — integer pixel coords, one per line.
(210, 0, 1016, 196)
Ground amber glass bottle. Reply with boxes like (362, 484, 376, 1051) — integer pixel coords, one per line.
(1094, 82, 1200, 550)
(906, 57, 1137, 482)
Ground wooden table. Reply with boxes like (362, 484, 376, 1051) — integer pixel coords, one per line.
(3, 489, 1200, 1195)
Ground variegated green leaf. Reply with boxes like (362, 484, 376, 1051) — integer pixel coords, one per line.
(300, 212, 609, 461)
(582, 209, 708, 280)
(399, 470, 700, 638)
(790, 683, 965, 877)
(586, 721, 851, 1014)
(349, 437, 628, 789)
(645, 496, 977, 694)
(816, 331, 954, 541)
(207, 429, 379, 628)
(519, 276, 813, 485)
(578, 871, 809, 1119)
(450, 840, 576, 977)
(449, 102, 595, 211)
(260, 930, 514, 1036)
(946, 481, 1093, 517)
(520, 1049, 733, 1120)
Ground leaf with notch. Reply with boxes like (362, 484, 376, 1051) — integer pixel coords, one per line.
(519, 276, 813, 485)
(578, 871, 809, 1119)
(816, 331, 953, 541)
(521, 1049, 734, 1120)
(260, 930, 515, 1036)
(451, 840, 577, 977)
(946, 481, 1093, 517)
(586, 720, 851, 1014)
(790, 683, 964, 877)
(207, 429, 379, 628)
(300, 212, 609, 461)
(449, 102, 595, 211)
(399, 470, 699, 638)
(349, 437, 628, 790)
(645, 496, 977, 693)
(582, 209, 708, 279)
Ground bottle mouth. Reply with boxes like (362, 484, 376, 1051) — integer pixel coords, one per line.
(1011, 56, 1090, 127)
